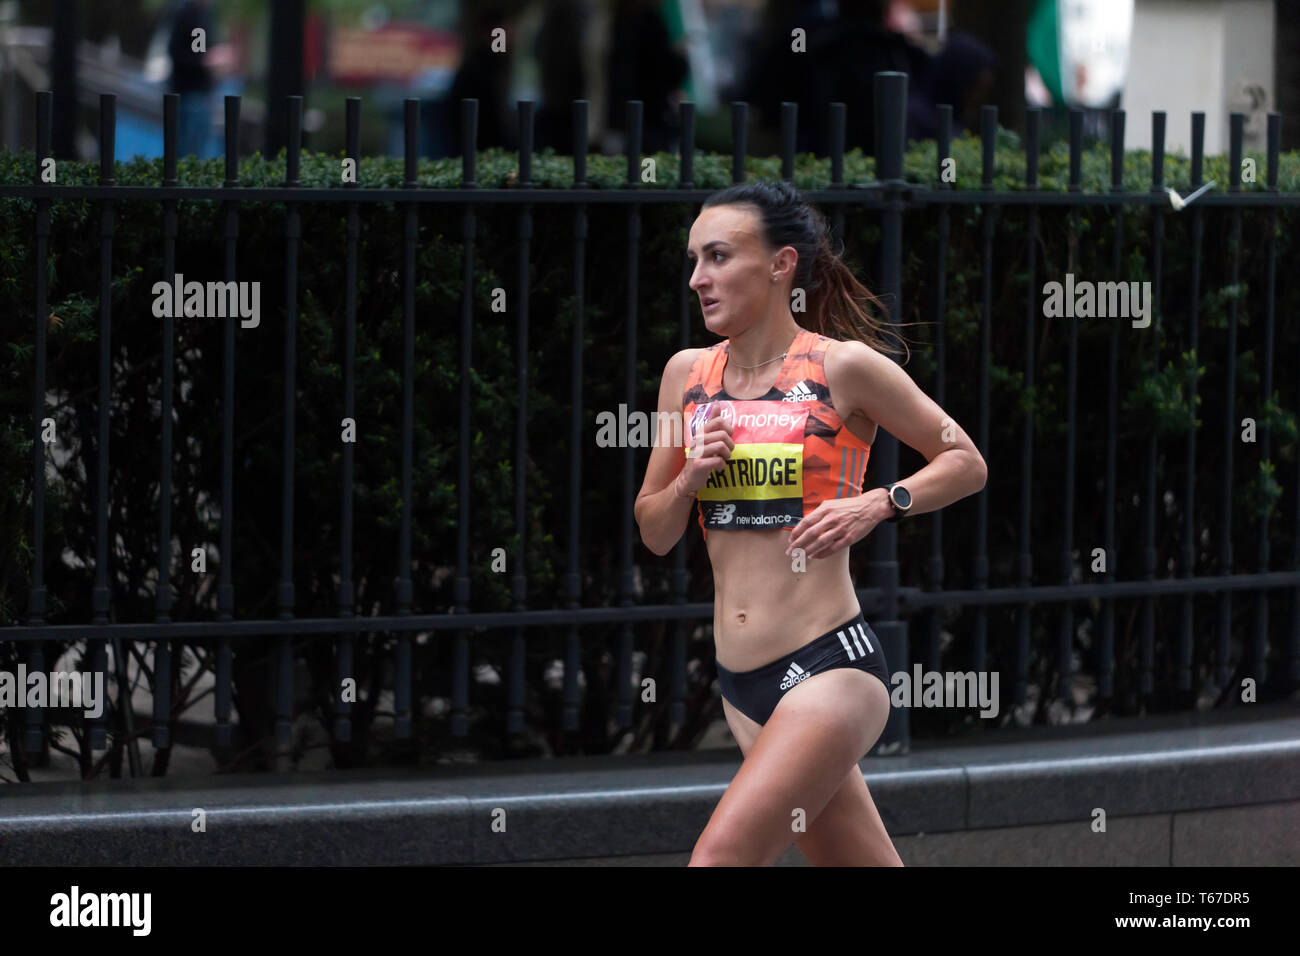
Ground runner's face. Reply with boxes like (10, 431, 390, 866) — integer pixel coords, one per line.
(687, 206, 772, 337)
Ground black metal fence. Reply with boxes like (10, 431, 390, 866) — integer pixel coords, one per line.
(3, 71, 1298, 778)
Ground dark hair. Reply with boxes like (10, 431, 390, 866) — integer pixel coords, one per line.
(699, 179, 921, 363)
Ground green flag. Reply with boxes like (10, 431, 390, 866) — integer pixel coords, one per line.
(1027, 0, 1063, 106)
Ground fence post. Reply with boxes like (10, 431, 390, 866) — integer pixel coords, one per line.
(24, 90, 53, 756)
(90, 93, 116, 761)
(870, 71, 908, 755)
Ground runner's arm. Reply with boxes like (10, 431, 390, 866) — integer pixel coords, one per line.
(824, 339, 987, 517)
(634, 349, 700, 556)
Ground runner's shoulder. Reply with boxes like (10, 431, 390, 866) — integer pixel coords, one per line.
(661, 346, 708, 386)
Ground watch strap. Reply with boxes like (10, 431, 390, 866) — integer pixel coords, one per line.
(884, 482, 906, 522)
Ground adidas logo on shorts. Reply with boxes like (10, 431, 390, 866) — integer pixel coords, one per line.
(782, 380, 815, 402)
(779, 661, 810, 690)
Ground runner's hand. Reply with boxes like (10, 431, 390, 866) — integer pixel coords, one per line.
(678, 411, 734, 495)
(784, 495, 879, 559)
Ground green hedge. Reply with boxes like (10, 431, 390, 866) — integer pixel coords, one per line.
(1, 139, 1298, 773)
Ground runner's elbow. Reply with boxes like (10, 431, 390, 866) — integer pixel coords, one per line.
(635, 509, 676, 556)
(633, 503, 659, 555)
(639, 525, 674, 557)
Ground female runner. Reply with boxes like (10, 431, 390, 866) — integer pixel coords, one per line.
(633, 180, 987, 866)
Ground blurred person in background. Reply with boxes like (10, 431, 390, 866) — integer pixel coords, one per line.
(536, 0, 591, 153)
(908, 31, 996, 141)
(446, 0, 529, 153)
(605, 0, 688, 154)
(167, 0, 218, 158)
(741, 0, 929, 156)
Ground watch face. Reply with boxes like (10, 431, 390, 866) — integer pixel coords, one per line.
(893, 486, 911, 509)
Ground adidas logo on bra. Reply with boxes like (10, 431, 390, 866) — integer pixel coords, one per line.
(782, 381, 815, 402)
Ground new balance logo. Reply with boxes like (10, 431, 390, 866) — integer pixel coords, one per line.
(835, 622, 874, 660)
(779, 661, 810, 690)
(782, 381, 815, 402)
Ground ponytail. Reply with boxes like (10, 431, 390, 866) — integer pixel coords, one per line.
(807, 228, 916, 363)
(700, 179, 925, 364)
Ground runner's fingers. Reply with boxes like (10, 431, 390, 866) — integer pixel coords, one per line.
(807, 528, 843, 558)
(807, 516, 852, 557)
(690, 432, 732, 459)
(824, 525, 855, 556)
(801, 525, 830, 558)
(699, 426, 734, 451)
(700, 437, 732, 459)
(805, 528, 843, 559)
(786, 507, 832, 554)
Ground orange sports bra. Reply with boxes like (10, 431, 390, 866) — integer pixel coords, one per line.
(681, 327, 872, 538)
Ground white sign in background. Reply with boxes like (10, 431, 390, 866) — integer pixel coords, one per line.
(1058, 0, 1135, 107)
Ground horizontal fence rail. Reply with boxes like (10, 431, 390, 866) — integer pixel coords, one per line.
(2, 71, 1298, 780)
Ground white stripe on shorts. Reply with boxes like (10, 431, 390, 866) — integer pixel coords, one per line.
(856, 622, 874, 653)
(836, 629, 856, 660)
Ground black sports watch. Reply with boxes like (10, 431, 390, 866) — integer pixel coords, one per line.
(883, 482, 912, 523)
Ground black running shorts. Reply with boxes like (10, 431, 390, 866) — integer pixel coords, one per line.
(715, 608, 890, 726)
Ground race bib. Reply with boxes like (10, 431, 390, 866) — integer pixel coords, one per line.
(686, 400, 808, 529)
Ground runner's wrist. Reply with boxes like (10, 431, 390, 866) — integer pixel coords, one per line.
(870, 487, 895, 522)
(673, 473, 697, 499)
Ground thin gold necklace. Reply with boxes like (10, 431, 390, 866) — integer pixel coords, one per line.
(732, 351, 786, 370)
(730, 332, 798, 370)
